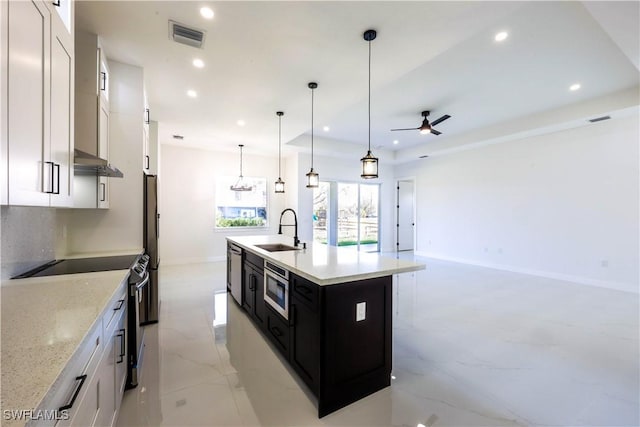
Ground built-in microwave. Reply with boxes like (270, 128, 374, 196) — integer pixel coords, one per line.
(264, 261, 289, 320)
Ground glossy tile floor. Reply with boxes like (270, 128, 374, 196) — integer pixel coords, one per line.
(116, 255, 639, 427)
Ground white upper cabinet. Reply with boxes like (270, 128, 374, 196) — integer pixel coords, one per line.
(46, 0, 72, 35)
(2, 0, 74, 207)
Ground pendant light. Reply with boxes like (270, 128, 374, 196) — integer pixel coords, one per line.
(230, 144, 253, 191)
(306, 82, 319, 188)
(274, 111, 285, 193)
(361, 29, 378, 179)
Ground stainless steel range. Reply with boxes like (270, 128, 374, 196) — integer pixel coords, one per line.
(127, 253, 150, 389)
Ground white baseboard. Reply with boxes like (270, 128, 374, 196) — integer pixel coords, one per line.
(414, 251, 638, 294)
(162, 255, 226, 266)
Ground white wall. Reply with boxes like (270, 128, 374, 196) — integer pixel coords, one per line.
(64, 61, 144, 255)
(295, 151, 396, 252)
(159, 144, 289, 264)
(398, 115, 639, 292)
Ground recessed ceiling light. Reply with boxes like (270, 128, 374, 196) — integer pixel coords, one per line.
(192, 58, 205, 68)
(237, 120, 246, 126)
(323, 126, 330, 132)
(391, 375, 396, 380)
(494, 31, 508, 42)
(569, 83, 581, 91)
(200, 7, 214, 19)
(187, 89, 197, 98)
(417, 424, 426, 427)
(393, 140, 399, 145)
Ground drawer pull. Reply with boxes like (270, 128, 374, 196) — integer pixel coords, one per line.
(271, 326, 282, 337)
(59, 374, 87, 411)
(116, 329, 126, 363)
(114, 299, 125, 311)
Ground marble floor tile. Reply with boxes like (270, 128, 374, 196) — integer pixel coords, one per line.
(117, 256, 639, 427)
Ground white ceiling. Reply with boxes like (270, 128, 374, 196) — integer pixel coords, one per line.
(75, 1, 639, 160)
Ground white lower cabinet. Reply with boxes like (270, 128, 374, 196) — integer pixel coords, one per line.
(49, 285, 127, 427)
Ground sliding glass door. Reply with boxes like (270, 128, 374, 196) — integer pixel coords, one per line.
(313, 181, 379, 252)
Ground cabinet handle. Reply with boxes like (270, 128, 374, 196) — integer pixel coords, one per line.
(52, 0, 60, 6)
(145, 155, 150, 170)
(271, 325, 282, 337)
(114, 299, 124, 311)
(54, 163, 60, 194)
(59, 374, 87, 411)
(117, 329, 126, 363)
(249, 274, 255, 291)
(144, 108, 150, 124)
(100, 183, 106, 201)
(45, 161, 55, 194)
(100, 72, 106, 91)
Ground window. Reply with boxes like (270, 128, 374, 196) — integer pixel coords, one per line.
(313, 181, 379, 252)
(216, 176, 267, 228)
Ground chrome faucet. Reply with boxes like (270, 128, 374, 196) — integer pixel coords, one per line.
(278, 208, 300, 247)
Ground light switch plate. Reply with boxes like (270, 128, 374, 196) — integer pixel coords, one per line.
(356, 302, 366, 322)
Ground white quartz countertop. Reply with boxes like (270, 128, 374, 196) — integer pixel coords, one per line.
(0, 270, 129, 425)
(227, 235, 425, 285)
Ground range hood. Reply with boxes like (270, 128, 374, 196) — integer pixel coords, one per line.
(74, 149, 124, 178)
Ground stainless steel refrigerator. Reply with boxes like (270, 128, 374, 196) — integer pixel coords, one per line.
(142, 173, 159, 324)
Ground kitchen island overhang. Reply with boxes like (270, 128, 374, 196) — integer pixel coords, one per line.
(226, 235, 425, 417)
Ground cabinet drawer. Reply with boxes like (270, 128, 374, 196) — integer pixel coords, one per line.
(102, 287, 126, 334)
(244, 251, 264, 270)
(51, 322, 102, 425)
(291, 274, 319, 311)
(266, 307, 290, 359)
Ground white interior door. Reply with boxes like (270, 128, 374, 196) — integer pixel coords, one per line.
(397, 180, 414, 251)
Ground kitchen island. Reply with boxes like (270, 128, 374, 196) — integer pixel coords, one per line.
(226, 235, 425, 417)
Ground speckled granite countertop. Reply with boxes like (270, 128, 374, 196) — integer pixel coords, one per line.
(227, 235, 425, 285)
(1, 270, 129, 426)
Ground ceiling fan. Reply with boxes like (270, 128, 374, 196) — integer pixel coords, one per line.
(391, 110, 451, 135)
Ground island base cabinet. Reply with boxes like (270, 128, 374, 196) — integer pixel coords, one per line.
(288, 273, 392, 418)
(242, 255, 265, 329)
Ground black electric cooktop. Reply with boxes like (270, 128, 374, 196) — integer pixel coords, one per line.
(13, 254, 139, 279)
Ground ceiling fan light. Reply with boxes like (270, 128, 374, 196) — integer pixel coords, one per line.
(274, 177, 285, 193)
(306, 168, 319, 188)
(361, 151, 378, 179)
(420, 128, 431, 135)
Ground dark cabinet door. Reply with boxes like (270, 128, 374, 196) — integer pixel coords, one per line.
(253, 268, 266, 328)
(242, 264, 255, 313)
(290, 296, 320, 394)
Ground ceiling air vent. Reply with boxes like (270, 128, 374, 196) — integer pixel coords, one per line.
(588, 115, 611, 123)
(169, 20, 206, 49)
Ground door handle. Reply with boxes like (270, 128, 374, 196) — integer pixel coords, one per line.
(45, 161, 54, 194)
(54, 163, 60, 194)
(100, 72, 106, 91)
(52, 0, 60, 6)
(144, 108, 150, 124)
(145, 155, 150, 170)
(113, 299, 125, 311)
(116, 329, 126, 363)
(100, 183, 106, 201)
(59, 375, 87, 411)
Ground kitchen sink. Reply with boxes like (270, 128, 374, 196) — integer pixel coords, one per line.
(254, 243, 301, 252)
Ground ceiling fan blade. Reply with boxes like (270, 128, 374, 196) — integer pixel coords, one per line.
(390, 127, 420, 131)
(430, 114, 451, 127)
(431, 129, 442, 136)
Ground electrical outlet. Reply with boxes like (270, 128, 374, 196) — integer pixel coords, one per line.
(356, 302, 366, 322)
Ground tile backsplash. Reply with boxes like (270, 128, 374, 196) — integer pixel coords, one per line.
(1, 206, 64, 281)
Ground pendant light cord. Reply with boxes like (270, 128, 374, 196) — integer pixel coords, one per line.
(368, 38, 371, 153)
(239, 145, 243, 177)
(278, 115, 282, 177)
(311, 87, 314, 169)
